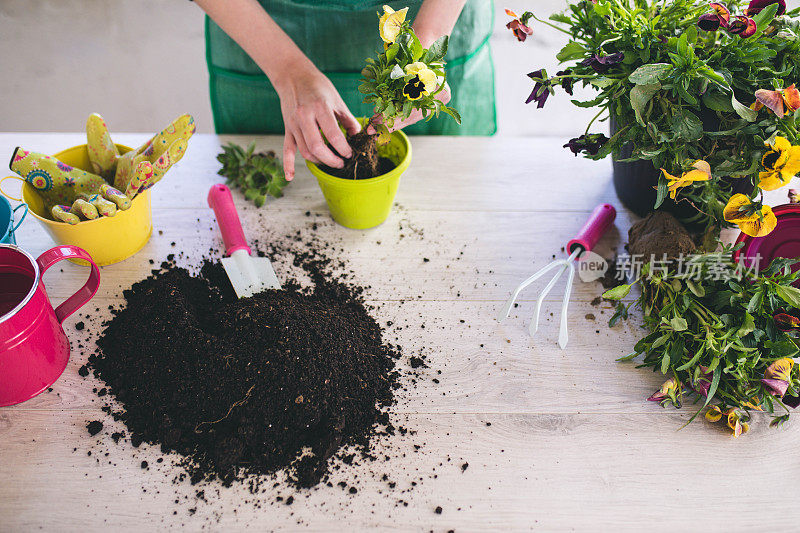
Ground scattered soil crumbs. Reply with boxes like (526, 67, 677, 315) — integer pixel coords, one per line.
(628, 211, 695, 260)
(86, 420, 103, 436)
(88, 256, 402, 490)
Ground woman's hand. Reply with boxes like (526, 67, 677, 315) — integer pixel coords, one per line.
(194, 0, 361, 180)
(274, 61, 361, 180)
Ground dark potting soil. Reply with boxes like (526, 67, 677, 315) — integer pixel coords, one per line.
(627, 211, 696, 261)
(87, 257, 402, 489)
(318, 129, 395, 180)
(319, 157, 395, 180)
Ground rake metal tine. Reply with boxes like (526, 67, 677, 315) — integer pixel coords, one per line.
(528, 261, 571, 338)
(497, 259, 569, 322)
(557, 259, 577, 350)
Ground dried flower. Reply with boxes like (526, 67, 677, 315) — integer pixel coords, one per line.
(754, 84, 800, 119)
(505, 9, 533, 42)
(563, 133, 609, 157)
(525, 69, 550, 108)
(648, 377, 682, 407)
(557, 69, 575, 96)
(728, 15, 758, 37)
(746, 0, 786, 16)
(580, 52, 625, 73)
(725, 408, 750, 437)
(698, 3, 731, 31)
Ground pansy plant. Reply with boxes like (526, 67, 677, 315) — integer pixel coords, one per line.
(359, 5, 460, 142)
(605, 248, 800, 434)
(507, 0, 800, 236)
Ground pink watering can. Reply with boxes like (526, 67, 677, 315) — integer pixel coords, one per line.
(0, 244, 100, 406)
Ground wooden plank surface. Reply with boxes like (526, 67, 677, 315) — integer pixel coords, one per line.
(0, 133, 797, 532)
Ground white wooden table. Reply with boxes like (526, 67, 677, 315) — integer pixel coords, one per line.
(1, 133, 797, 531)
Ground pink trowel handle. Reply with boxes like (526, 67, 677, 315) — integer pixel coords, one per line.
(567, 203, 617, 256)
(207, 184, 251, 256)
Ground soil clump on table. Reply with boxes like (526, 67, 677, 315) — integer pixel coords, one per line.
(627, 211, 696, 261)
(88, 255, 401, 489)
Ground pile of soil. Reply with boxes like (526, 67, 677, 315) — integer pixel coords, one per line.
(319, 130, 395, 180)
(627, 211, 695, 260)
(87, 258, 401, 489)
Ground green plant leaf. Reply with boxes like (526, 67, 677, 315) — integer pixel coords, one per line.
(732, 93, 758, 122)
(776, 285, 800, 308)
(670, 317, 688, 332)
(630, 83, 660, 126)
(739, 312, 756, 336)
(603, 284, 632, 300)
(672, 111, 703, 141)
(557, 41, 586, 62)
(423, 35, 448, 63)
(628, 63, 671, 85)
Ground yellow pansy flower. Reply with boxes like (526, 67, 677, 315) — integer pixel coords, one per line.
(726, 409, 749, 438)
(758, 136, 800, 191)
(765, 358, 795, 382)
(660, 160, 712, 199)
(379, 5, 408, 44)
(705, 405, 723, 422)
(405, 62, 438, 93)
(723, 194, 778, 238)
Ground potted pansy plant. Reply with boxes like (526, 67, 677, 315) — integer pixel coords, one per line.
(508, 0, 800, 240)
(306, 5, 460, 229)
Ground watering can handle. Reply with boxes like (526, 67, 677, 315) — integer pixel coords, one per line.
(207, 184, 251, 257)
(567, 203, 617, 256)
(11, 203, 27, 233)
(37, 246, 101, 323)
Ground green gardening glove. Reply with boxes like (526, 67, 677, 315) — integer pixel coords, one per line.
(9, 148, 131, 224)
(112, 114, 196, 198)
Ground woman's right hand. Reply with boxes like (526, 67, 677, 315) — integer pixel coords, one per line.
(274, 61, 362, 180)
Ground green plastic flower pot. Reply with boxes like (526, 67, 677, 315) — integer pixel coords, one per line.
(307, 127, 411, 230)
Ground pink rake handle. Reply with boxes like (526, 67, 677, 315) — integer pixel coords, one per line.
(567, 203, 617, 256)
(37, 246, 101, 323)
(207, 184, 251, 256)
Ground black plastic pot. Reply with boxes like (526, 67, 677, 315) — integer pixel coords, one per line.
(609, 110, 737, 222)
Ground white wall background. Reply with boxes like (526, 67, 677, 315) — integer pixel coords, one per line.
(0, 1, 796, 136)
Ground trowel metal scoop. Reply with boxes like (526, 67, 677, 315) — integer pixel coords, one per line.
(207, 184, 280, 297)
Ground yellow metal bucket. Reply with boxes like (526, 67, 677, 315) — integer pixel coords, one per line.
(307, 127, 411, 230)
(2, 144, 152, 265)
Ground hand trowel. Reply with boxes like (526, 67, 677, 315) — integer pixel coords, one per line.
(207, 183, 281, 297)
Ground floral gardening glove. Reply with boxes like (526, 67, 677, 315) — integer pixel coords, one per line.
(9, 148, 131, 224)
(113, 114, 195, 198)
(86, 113, 119, 180)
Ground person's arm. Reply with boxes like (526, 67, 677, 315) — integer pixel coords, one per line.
(413, 0, 467, 47)
(369, 0, 466, 133)
(195, 0, 360, 180)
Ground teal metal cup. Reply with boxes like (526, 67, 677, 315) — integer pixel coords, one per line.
(0, 196, 27, 245)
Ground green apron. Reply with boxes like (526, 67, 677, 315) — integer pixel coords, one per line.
(205, 0, 496, 135)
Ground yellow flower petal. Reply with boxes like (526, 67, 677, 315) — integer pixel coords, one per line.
(405, 62, 438, 93)
(723, 193, 753, 223)
(691, 160, 712, 178)
(765, 358, 795, 382)
(758, 169, 790, 191)
(737, 205, 778, 238)
(379, 6, 408, 44)
(681, 169, 712, 183)
(705, 405, 722, 422)
(784, 145, 800, 177)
